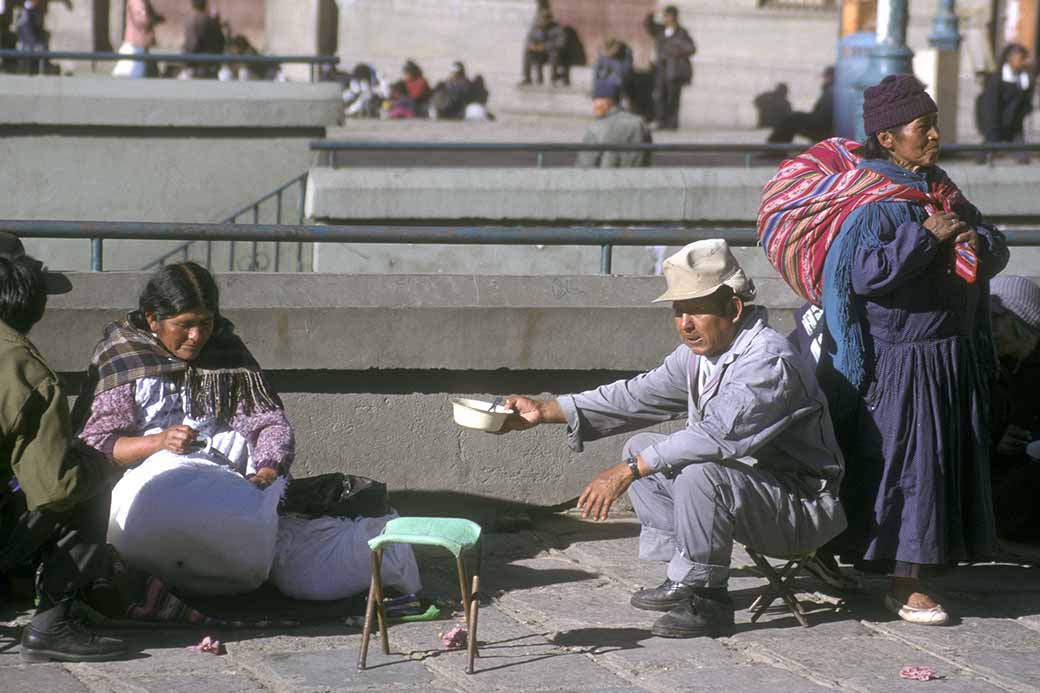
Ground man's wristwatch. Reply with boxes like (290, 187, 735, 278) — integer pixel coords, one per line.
(625, 455, 642, 480)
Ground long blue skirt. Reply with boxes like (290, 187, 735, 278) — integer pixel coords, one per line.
(840, 334, 996, 566)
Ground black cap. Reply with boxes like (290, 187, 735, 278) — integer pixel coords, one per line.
(0, 232, 72, 295)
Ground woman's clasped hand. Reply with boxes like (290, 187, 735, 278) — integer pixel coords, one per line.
(155, 424, 198, 455)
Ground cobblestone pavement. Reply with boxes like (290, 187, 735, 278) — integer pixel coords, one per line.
(3, 513, 1040, 692)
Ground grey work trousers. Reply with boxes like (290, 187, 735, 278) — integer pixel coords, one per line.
(625, 432, 841, 588)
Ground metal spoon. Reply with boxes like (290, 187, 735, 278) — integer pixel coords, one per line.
(487, 396, 504, 412)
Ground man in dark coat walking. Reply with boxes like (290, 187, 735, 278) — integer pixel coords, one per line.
(644, 5, 696, 130)
(182, 0, 225, 79)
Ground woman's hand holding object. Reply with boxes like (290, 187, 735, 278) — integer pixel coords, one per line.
(157, 425, 197, 455)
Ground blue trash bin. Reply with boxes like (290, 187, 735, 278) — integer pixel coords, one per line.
(833, 32, 877, 141)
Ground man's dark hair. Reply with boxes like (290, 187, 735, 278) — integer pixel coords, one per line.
(0, 255, 48, 334)
(707, 285, 739, 315)
(664, 5, 679, 18)
(137, 262, 219, 322)
(191, 0, 206, 10)
(402, 59, 422, 79)
(1001, 42, 1028, 67)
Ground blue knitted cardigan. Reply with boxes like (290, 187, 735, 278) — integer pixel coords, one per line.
(821, 160, 997, 407)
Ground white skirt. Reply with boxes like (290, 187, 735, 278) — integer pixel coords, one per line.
(112, 42, 148, 79)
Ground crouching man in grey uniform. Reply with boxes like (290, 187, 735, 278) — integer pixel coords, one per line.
(502, 239, 846, 638)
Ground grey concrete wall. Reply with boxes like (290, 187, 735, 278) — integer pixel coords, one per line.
(2, 76, 342, 127)
(265, 0, 326, 82)
(306, 166, 761, 223)
(306, 165, 1040, 275)
(38, 269, 1039, 506)
(0, 76, 340, 271)
(8, 136, 314, 271)
(307, 164, 1040, 224)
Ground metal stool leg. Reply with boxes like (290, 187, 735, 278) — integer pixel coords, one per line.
(358, 551, 381, 670)
(467, 574, 480, 674)
(455, 555, 472, 627)
(747, 550, 811, 627)
(371, 549, 390, 653)
(778, 560, 809, 616)
(748, 551, 781, 621)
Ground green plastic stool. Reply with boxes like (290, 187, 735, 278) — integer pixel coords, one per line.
(357, 517, 483, 674)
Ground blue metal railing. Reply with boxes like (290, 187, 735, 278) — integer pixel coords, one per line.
(141, 173, 308, 273)
(5, 221, 1039, 276)
(0, 49, 338, 82)
(309, 140, 1040, 169)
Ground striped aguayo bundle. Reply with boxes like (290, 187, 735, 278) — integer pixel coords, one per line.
(756, 137, 966, 305)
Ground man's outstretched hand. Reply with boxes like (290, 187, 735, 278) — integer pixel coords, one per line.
(578, 464, 635, 521)
(498, 396, 565, 433)
(499, 396, 543, 432)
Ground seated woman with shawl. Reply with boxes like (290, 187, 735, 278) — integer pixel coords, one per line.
(75, 262, 290, 485)
(74, 263, 420, 600)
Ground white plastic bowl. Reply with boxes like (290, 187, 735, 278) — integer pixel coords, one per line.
(451, 398, 515, 432)
(1027, 440, 1040, 463)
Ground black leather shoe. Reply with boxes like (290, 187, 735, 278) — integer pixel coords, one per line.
(21, 619, 128, 663)
(650, 588, 736, 639)
(630, 579, 697, 612)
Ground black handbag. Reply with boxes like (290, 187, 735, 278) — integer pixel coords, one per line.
(280, 473, 391, 519)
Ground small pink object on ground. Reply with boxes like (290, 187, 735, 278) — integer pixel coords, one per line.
(899, 666, 941, 681)
(440, 625, 468, 649)
(186, 636, 224, 655)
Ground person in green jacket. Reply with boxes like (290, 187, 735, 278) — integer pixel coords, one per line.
(0, 234, 127, 662)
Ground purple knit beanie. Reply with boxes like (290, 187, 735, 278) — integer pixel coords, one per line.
(862, 74, 937, 136)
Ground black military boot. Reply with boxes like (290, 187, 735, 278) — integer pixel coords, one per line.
(630, 579, 697, 612)
(650, 588, 736, 638)
(21, 611, 127, 663)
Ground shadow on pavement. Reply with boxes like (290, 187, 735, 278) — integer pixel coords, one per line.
(550, 626, 654, 652)
(483, 563, 599, 594)
(535, 514, 643, 549)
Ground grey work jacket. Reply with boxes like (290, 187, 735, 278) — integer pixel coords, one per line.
(575, 108, 652, 169)
(558, 306, 845, 496)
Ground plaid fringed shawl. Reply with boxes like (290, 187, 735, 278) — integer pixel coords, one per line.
(71, 313, 282, 428)
(756, 137, 966, 305)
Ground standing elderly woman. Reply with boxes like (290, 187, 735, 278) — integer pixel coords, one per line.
(73, 262, 292, 486)
(822, 75, 1009, 624)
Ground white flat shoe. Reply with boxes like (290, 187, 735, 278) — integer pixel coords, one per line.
(884, 594, 949, 625)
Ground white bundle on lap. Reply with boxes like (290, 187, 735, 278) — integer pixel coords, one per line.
(108, 452, 285, 596)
